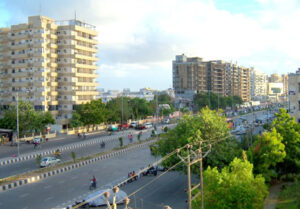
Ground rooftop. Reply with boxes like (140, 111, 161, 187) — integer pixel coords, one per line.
(55, 19, 96, 30)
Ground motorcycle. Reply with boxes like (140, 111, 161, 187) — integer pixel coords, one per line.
(100, 142, 105, 148)
(89, 180, 96, 190)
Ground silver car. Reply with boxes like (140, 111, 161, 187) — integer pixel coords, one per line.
(40, 157, 61, 168)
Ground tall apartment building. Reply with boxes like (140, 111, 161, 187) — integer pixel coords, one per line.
(250, 68, 268, 100)
(288, 69, 300, 122)
(172, 54, 250, 102)
(0, 16, 98, 131)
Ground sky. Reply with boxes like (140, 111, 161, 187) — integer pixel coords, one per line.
(0, 0, 299, 91)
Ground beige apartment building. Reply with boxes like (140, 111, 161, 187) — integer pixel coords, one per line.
(0, 16, 98, 131)
(250, 68, 268, 100)
(172, 54, 250, 102)
(288, 70, 300, 122)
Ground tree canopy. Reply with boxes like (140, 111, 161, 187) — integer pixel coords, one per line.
(156, 107, 235, 172)
(271, 109, 300, 174)
(193, 158, 268, 209)
(247, 128, 286, 182)
(0, 100, 55, 135)
(193, 92, 242, 111)
(70, 99, 108, 128)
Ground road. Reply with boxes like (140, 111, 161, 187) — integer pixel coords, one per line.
(0, 146, 159, 209)
(0, 128, 162, 179)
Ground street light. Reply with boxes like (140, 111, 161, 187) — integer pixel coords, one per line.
(16, 92, 20, 157)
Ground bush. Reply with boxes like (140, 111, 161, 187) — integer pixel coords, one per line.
(36, 155, 41, 167)
(119, 137, 123, 147)
(71, 151, 76, 163)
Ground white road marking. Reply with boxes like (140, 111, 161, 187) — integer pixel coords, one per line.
(71, 176, 78, 180)
(58, 180, 65, 184)
(20, 193, 29, 198)
(45, 196, 54, 201)
(22, 207, 28, 209)
(44, 185, 52, 189)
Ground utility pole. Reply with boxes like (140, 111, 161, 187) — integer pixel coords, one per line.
(121, 94, 124, 127)
(16, 92, 20, 157)
(177, 142, 211, 209)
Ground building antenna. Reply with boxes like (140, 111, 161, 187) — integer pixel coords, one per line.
(75, 10, 77, 20)
(39, 0, 42, 15)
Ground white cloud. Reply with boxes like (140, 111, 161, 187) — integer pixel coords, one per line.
(1, 0, 300, 90)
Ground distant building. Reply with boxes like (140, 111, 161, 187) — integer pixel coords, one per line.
(172, 54, 250, 102)
(97, 88, 173, 103)
(288, 69, 300, 122)
(250, 68, 268, 101)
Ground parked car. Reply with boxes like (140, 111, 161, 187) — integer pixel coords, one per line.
(145, 122, 152, 129)
(135, 124, 146, 130)
(108, 125, 118, 132)
(118, 123, 130, 130)
(130, 121, 138, 128)
(40, 156, 61, 168)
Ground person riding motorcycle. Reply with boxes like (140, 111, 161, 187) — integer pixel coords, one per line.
(89, 176, 96, 190)
(55, 149, 61, 158)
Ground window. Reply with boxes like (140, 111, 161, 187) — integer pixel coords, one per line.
(299, 101, 300, 111)
(298, 83, 300, 93)
(298, 119, 300, 123)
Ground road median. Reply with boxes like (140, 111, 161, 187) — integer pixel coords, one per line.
(0, 138, 157, 192)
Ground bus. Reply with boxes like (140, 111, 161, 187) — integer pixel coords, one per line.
(226, 118, 234, 129)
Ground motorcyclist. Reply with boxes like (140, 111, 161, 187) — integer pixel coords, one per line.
(92, 176, 96, 188)
(55, 149, 61, 158)
(100, 141, 105, 148)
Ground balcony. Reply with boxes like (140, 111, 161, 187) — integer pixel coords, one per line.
(75, 63, 97, 69)
(75, 53, 98, 61)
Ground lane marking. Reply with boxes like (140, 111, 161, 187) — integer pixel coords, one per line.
(58, 180, 65, 184)
(45, 196, 54, 201)
(20, 193, 29, 198)
(44, 185, 52, 189)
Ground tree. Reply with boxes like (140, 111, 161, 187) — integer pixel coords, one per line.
(193, 158, 268, 209)
(271, 109, 300, 174)
(71, 99, 108, 127)
(193, 92, 243, 111)
(156, 107, 231, 172)
(247, 128, 286, 182)
(70, 112, 84, 128)
(0, 100, 55, 135)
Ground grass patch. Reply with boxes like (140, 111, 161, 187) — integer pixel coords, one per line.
(0, 138, 156, 186)
(276, 182, 300, 209)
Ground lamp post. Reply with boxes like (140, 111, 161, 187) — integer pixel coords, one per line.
(16, 92, 20, 157)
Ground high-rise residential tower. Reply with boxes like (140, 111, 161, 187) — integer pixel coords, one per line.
(172, 54, 250, 102)
(0, 16, 98, 131)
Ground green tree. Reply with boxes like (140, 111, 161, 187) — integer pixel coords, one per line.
(0, 101, 55, 135)
(271, 109, 300, 174)
(193, 158, 268, 209)
(69, 112, 84, 128)
(247, 128, 286, 182)
(71, 99, 108, 127)
(156, 107, 231, 172)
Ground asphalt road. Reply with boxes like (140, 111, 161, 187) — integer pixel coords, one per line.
(0, 128, 160, 179)
(0, 146, 159, 209)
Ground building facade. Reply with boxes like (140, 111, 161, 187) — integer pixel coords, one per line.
(250, 68, 268, 100)
(288, 69, 300, 122)
(172, 54, 250, 102)
(0, 16, 98, 131)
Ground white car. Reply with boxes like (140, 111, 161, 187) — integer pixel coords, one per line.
(33, 137, 42, 144)
(130, 121, 138, 128)
(40, 157, 61, 168)
(145, 122, 152, 129)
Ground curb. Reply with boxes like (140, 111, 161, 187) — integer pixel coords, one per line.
(0, 140, 155, 192)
